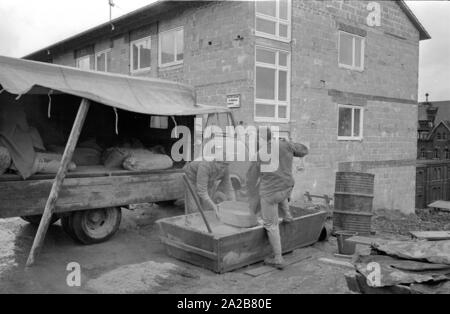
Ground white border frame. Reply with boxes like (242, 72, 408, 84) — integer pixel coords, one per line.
(337, 104, 364, 141)
(158, 27, 184, 68)
(130, 36, 152, 74)
(95, 48, 111, 72)
(255, 0, 291, 43)
(254, 45, 291, 123)
(338, 31, 365, 72)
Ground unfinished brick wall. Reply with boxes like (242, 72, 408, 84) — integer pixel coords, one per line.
(288, 0, 420, 213)
(46, 0, 422, 213)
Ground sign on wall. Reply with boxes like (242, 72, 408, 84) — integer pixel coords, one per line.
(226, 94, 241, 108)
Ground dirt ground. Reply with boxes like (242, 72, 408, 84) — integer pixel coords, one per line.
(0, 203, 352, 294)
(1, 203, 448, 294)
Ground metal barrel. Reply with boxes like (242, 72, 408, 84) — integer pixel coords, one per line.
(334, 172, 374, 212)
(333, 172, 375, 235)
(333, 210, 373, 236)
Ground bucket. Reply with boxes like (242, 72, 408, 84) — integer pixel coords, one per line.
(335, 230, 358, 255)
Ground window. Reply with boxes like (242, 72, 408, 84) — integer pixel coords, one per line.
(338, 31, 365, 71)
(159, 27, 184, 67)
(420, 148, 427, 159)
(437, 132, 442, 140)
(445, 148, 450, 159)
(95, 49, 112, 72)
(338, 104, 363, 140)
(76, 55, 92, 70)
(434, 148, 440, 159)
(255, 0, 291, 41)
(150, 116, 169, 129)
(130, 37, 151, 73)
(255, 47, 290, 122)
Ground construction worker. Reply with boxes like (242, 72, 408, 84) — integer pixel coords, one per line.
(247, 128, 309, 269)
(183, 160, 236, 214)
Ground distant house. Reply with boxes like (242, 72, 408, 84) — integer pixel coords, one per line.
(416, 100, 450, 209)
(24, 0, 430, 214)
(418, 100, 450, 160)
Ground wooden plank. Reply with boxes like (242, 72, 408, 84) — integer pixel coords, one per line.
(0, 171, 184, 218)
(410, 231, 450, 241)
(318, 258, 354, 270)
(244, 255, 312, 277)
(0, 165, 184, 182)
(182, 175, 213, 233)
(345, 235, 382, 246)
(428, 200, 450, 212)
(26, 98, 90, 267)
(160, 236, 217, 260)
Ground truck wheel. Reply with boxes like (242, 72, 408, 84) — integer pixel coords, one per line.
(70, 207, 122, 245)
(21, 214, 59, 226)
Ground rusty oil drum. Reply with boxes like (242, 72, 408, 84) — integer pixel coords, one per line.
(333, 172, 375, 236)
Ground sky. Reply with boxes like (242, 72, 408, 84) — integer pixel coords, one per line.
(0, 0, 448, 102)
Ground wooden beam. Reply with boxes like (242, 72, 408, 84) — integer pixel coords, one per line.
(26, 98, 91, 267)
(182, 174, 213, 233)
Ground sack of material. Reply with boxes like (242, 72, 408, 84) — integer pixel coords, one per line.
(0, 146, 11, 175)
(49, 145, 102, 166)
(73, 148, 102, 166)
(32, 152, 76, 174)
(102, 147, 130, 168)
(123, 153, 173, 171)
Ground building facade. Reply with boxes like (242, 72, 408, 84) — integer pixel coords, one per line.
(26, 0, 430, 213)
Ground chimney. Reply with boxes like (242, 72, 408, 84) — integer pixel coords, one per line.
(425, 93, 438, 127)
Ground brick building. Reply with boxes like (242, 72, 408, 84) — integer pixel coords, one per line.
(25, 0, 430, 213)
(418, 100, 450, 160)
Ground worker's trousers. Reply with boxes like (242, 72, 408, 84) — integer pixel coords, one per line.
(260, 188, 292, 259)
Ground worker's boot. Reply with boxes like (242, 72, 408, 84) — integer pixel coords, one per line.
(264, 227, 286, 269)
(264, 256, 286, 270)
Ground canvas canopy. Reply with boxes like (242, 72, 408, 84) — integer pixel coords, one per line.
(0, 55, 229, 116)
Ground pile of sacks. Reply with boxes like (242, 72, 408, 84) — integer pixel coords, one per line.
(102, 146, 173, 171)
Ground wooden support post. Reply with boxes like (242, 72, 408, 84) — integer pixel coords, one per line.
(26, 98, 91, 267)
(182, 174, 213, 233)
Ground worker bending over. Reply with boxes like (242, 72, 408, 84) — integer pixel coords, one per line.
(247, 128, 308, 269)
(183, 160, 235, 214)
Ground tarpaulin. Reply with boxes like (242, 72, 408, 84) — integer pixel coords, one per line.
(354, 254, 450, 288)
(0, 55, 230, 116)
(373, 240, 450, 265)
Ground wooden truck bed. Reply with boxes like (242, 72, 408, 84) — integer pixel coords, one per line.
(0, 165, 184, 218)
(157, 207, 327, 273)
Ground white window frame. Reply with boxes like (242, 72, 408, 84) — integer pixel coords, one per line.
(337, 104, 364, 141)
(75, 55, 92, 70)
(254, 46, 291, 123)
(158, 27, 184, 68)
(130, 36, 152, 74)
(255, 0, 291, 42)
(95, 48, 111, 72)
(338, 31, 365, 71)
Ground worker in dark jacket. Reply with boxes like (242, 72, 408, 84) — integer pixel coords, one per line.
(184, 160, 236, 215)
(247, 128, 308, 269)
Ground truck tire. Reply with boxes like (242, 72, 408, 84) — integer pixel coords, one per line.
(21, 214, 60, 226)
(70, 207, 122, 245)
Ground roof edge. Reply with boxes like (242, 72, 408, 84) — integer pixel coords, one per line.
(398, 0, 431, 41)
